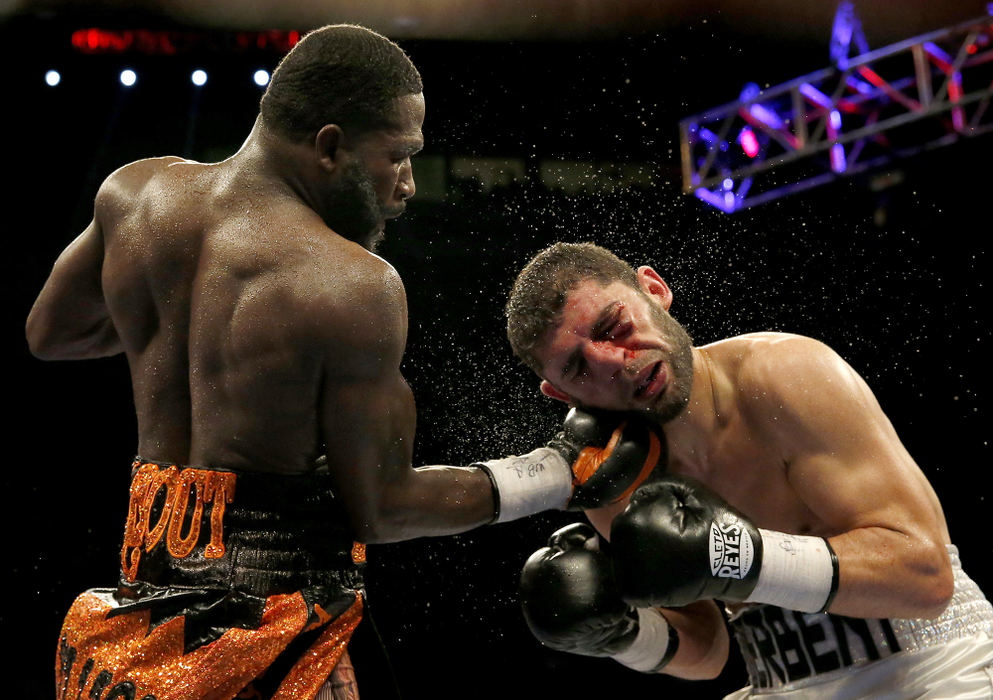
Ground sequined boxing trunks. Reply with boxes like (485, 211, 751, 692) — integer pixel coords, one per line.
(56, 458, 366, 700)
(725, 546, 993, 699)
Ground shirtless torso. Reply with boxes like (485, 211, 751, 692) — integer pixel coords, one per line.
(27, 96, 499, 544)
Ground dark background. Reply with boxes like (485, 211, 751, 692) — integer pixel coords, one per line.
(4, 2, 991, 697)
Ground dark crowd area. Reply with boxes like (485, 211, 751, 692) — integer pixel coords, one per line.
(4, 9, 990, 698)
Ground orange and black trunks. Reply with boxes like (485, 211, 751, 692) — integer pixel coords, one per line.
(57, 588, 362, 700)
(56, 458, 367, 700)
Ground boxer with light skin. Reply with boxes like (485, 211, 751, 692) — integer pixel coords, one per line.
(509, 242, 993, 697)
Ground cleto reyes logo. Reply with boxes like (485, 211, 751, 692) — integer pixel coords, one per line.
(710, 517, 755, 579)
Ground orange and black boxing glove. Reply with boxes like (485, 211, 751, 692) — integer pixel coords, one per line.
(475, 407, 666, 522)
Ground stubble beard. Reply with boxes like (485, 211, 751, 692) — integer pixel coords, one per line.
(325, 161, 385, 252)
(643, 303, 695, 425)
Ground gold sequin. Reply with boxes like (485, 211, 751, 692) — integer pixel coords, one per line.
(120, 462, 237, 582)
(57, 590, 363, 699)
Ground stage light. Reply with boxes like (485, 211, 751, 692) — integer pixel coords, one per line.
(120, 69, 137, 87)
(192, 69, 208, 86)
(253, 69, 270, 87)
(45, 70, 61, 86)
(739, 127, 760, 158)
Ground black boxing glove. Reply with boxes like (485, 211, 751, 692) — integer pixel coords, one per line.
(476, 407, 665, 522)
(611, 476, 839, 613)
(519, 523, 678, 673)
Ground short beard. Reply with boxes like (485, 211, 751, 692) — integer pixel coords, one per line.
(644, 301, 695, 424)
(324, 161, 383, 252)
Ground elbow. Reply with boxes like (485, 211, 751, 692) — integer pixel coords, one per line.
(350, 516, 394, 545)
(909, 543, 955, 619)
(669, 630, 729, 681)
(686, 628, 730, 680)
(26, 324, 63, 361)
(349, 504, 411, 545)
(661, 603, 729, 681)
(26, 308, 77, 360)
(25, 314, 121, 361)
(25, 312, 54, 359)
(918, 561, 955, 620)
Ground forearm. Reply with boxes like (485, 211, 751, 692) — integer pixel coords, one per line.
(356, 464, 498, 543)
(827, 526, 953, 619)
(26, 309, 122, 359)
(27, 221, 123, 360)
(652, 602, 728, 680)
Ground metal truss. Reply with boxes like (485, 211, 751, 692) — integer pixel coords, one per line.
(679, 11, 993, 213)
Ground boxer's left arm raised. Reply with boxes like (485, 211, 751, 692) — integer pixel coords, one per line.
(26, 215, 122, 360)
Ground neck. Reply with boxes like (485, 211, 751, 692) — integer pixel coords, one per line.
(229, 117, 324, 215)
(663, 346, 724, 470)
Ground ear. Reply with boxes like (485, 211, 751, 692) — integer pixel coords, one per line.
(540, 380, 573, 404)
(636, 265, 673, 311)
(314, 124, 345, 173)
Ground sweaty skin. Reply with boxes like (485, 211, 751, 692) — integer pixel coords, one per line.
(27, 93, 495, 544)
(534, 268, 953, 679)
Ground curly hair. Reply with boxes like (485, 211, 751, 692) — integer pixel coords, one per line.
(505, 242, 640, 374)
(260, 24, 423, 140)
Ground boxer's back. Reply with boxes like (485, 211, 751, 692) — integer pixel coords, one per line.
(99, 156, 373, 474)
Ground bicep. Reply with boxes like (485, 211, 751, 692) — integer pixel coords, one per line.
(772, 350, 942, 537)
(314, 259, 418, 535)
(321, 369, 417, 524)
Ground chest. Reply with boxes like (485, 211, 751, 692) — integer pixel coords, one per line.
(668, 418, 822, 535)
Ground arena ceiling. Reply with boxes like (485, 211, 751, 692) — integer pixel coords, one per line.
(1, 0, 988, 43)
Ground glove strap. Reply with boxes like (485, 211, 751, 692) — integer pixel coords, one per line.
(611, 608, 679, 673)
(475, 448, 573, 523)
(746, 530, 840, 613)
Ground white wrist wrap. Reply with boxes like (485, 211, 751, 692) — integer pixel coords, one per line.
(611, 608, 672, 672)
(476, 448, 573, 522)
(746, 529, 838, 613)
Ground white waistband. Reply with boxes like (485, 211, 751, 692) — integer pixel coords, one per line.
(730, 545, 993, 692)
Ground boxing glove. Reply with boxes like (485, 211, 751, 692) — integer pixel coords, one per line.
(611, 476, 839, 613)
(477, 407, 665, 522)
(519, 523, 678, 672)
(551, 407, 666, 510)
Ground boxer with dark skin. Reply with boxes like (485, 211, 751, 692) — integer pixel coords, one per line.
(25, 82, 496, 543)
(510, 243, 993, 697)
(27, 29, 662, 700)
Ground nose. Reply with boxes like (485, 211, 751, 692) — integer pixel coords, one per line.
(397, 160, 415, 201)
(584, 342, 630, 379)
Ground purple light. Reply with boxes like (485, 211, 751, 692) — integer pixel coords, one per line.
(695, 187, 738, 213)
(698, 127, 721, 146)
(845, 75, 873, 95)
(830, 143, 847, 173)
(723, 178, 734, 191)
(739, 82, 761, 102)
(829, 109, 842, 131)
(800, 83, 833, 109)
(749, 103, 784, 130)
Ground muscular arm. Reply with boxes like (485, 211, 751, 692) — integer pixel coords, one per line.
(319, 256, 496, 543)
(754, 336, 953, 619)
(26, 217, 122, 360)
(585, 502, 730, 680)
